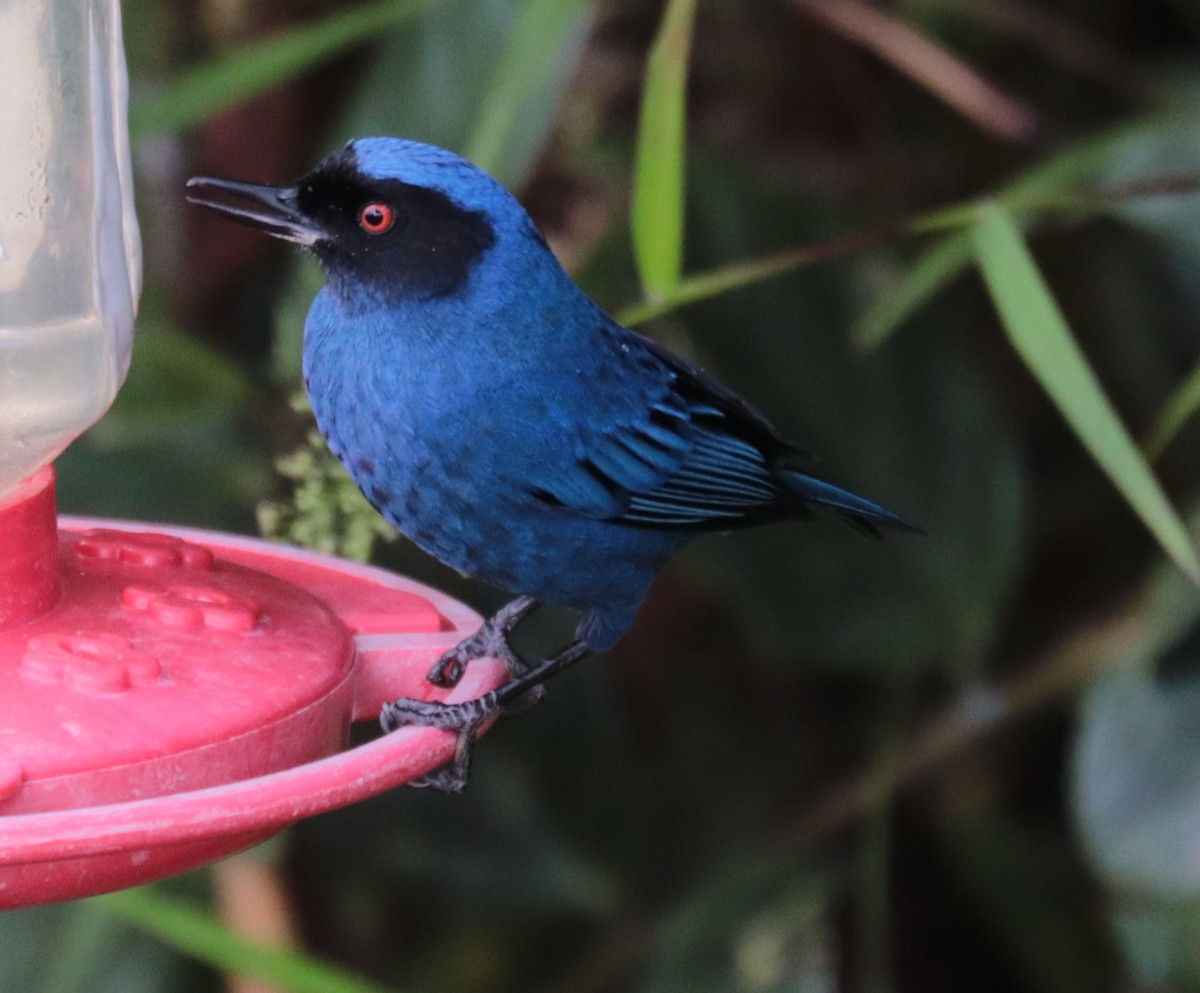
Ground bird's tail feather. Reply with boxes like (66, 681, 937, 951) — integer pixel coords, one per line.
(780, 468, 923, 538)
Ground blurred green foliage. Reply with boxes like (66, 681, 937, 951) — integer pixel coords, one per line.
(15, 0, 1200, 991)
(258, 393, 397, 561)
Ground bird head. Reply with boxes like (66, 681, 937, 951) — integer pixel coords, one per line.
(186, 138, 528, 304)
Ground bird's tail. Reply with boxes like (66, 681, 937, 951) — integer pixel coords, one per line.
(780, 468, 923, 538)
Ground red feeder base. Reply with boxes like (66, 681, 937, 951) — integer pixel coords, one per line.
(0, 468, 504, 909)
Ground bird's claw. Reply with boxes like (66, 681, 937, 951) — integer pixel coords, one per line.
(379, 682, 547, 791)
(426, 633, 524, 688)
(425, 650, 468, 688)
(384, 636, 589, 791)
(426, 596, 539, 687)
(408, 765, 471, 792)
(380, 694, 494, 733)
(380, 695, 493, 792)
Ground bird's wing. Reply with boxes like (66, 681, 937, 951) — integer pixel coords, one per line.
(530, 327, 799, 529)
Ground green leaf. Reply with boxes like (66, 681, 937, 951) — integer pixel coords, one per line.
(853, 231, 974, 351)
(631, 0, 698, 298)
(94, 887, 402, 993)
(464, 0, 592, 178)
(971, 202, 1200, 583)
(617, 229, 882, 326)
(130, 0, 438, 137)
(1146, 354, 1200, 460)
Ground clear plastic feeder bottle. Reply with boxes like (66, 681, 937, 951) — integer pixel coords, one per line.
(0, 0, 141, 497)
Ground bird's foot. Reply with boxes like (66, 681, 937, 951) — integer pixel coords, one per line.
(427, 595, 540, 687)
(381, 694, 496, 791)
(379, 684, 546, 791)
(383, 638, 592, 791)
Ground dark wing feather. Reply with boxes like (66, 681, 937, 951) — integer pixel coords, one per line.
(533, 327, 798, 530)
(633, 330, 803, 460)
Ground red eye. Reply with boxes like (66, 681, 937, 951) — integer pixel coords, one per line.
(358, 201, 396, 234)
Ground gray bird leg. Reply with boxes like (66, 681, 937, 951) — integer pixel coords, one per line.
(382, 638, 592, 791)
(426, 595, 540, 687)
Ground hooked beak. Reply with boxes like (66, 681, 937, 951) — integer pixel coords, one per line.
(185, 177, 320, 246)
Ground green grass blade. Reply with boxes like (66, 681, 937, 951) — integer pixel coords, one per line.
(971, 202, 1200, 583)
(853, 231, 974, 350)
(631, 0, 698, 298)
(131, 0, 437, 137)
(1145, 355, 1200, 460)
(465, 0, 591, 178)
(94, 887, 402, 993)
(617, 226, 884, 325)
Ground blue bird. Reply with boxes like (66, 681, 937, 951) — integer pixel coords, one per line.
(187, 138, 920, 789)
